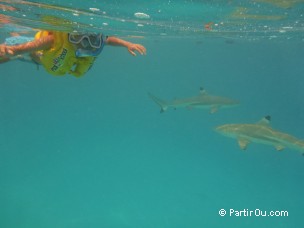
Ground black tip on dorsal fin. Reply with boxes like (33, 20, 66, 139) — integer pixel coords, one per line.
(257, 115, 272, 125)
(265, 115, 271, 121)
(199, 87, 207, 95)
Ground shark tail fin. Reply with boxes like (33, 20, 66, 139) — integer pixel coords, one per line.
(148, 93, 168, 113)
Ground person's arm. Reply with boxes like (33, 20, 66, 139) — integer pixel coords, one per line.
(105, 36, 146, 56)
(0, 35, 54, 57)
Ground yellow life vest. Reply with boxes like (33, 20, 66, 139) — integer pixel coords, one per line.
(34, 31, 96, 77)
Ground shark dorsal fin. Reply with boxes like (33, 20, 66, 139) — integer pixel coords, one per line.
(199, 87, 207, 95)
(256, 115, 271, 126)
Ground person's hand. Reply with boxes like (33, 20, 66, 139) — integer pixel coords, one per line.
(0, 44, 14, 57)
(127, 43, 146, 56)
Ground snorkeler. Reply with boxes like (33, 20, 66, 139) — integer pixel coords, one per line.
(0, 31, 146, 77)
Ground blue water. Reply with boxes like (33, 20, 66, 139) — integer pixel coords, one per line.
(1, 1, 304, 228)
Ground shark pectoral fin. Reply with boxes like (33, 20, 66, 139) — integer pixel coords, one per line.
(275, 145, 285, 151)
(148, 93, 168, 113)
(210, 106, 218, 114)
(238, 138, 250, 150)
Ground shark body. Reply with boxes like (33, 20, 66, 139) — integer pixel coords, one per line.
(149, 88, 239, 113)
(215, 116, 304, 155)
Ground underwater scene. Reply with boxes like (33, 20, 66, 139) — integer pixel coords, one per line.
(0, 0, 304, 227)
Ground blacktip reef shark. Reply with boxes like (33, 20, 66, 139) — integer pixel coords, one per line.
(215, 116, 304, 155)
(148, 87, 239, 113)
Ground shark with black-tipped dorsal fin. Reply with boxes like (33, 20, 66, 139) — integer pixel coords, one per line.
(148, 87, 239, 113)
(215, 116, 304, 155)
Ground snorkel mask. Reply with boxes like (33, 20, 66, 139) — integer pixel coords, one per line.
(68, 33, 105, 57)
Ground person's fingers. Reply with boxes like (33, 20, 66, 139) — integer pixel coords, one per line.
(134, 45, 145, 55)
(134, 48, 142, 55)
(0, 46, 14, 56)
(136, 47, 144, 55)
(135, 45, 146, 55)
(0, 46, 5, 57)
(128, 49, 136, 56)
(7, 48, 14, 55)
(138, 45, 146, 55)
(128, 44, 146, 56)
